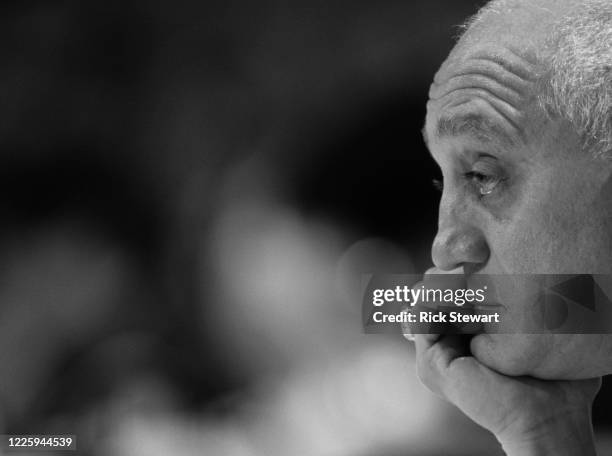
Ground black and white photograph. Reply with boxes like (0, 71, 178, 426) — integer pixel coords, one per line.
(0, 0, 611, 454)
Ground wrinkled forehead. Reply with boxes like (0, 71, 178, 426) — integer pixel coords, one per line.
(433, 37, 542, 85)
(422, 0, 578, 151)
(424, 34, 547, 151)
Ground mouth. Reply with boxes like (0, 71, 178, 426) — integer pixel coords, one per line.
(473, 302, 506, 311)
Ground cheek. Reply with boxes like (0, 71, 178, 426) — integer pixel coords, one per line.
(487, 221, 568, 274)
(487, 187, 612, 274)
(470, 334, 548, 376)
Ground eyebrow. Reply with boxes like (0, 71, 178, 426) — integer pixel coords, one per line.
(422, 113, 519, 149)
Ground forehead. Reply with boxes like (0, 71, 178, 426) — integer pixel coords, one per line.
(424, 39, 544, 152)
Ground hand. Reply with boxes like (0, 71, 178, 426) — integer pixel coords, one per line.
(408, 267, 612, 380)
(414, 332, 601, 455)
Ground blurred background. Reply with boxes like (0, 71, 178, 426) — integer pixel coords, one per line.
(1, 1, 611, 455)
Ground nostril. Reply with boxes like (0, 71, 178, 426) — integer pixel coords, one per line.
(432, 228, 490, 272)
(463, 262, 486, 276)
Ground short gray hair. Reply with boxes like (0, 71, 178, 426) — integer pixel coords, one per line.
(463, 0, 612, 158)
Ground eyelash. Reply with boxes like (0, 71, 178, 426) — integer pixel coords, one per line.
(465, 171, 502, 196)
(432, 178, 443, 192)
(432, 172, 503, 196)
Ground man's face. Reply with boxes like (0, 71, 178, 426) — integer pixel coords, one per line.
(424, 33, 612, 379)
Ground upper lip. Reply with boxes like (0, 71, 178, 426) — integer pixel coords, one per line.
(473, 302, 506, 310)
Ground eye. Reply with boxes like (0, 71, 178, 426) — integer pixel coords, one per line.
(432, 178, 443, 192)
(464, 171, 502, 196)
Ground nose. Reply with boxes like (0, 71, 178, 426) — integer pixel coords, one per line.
(431, 193, 490, 271)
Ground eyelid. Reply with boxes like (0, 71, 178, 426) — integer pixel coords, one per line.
(432, 178, 444, 192)
(466, 157, 506, 196)
(432, 155, 508, 197)
(466, 173, 500, 196)
(471, 156, 501, 174)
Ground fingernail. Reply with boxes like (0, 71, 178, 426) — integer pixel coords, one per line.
(403, 332, 416, 342)
(401, 306, 415, 342)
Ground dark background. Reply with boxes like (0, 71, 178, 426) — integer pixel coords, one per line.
(1, 1, 611, 455)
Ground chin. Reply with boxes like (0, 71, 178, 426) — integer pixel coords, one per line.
(470, 333, 612, 380)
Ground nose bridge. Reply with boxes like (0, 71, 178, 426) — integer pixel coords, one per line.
(437, 186, 466, 232)
(432, 190, 489, 270)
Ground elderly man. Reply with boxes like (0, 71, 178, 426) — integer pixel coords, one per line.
(415, 0, 611, 454)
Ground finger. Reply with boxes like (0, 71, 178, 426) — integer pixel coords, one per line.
(424, 266, 464, 276)
(415, 333, 503, 406)
(414, 334, 515, 433)
(414, 333, 563, 436)
(403, 332, 416, 342)
(411, 331, 440, 346)
(424, 267, 466, 294)
(402, 290, 445, 340)
(414, 333, 463, 396)
(402, 306, 440, 342)
(415, 332, 606, 441)
(401, 306, 416, 341)
(404, 266, 465, 342)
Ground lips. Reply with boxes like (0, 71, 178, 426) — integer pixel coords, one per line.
(474, 302, 506, 311)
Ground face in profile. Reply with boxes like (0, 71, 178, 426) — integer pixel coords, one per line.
(423, 22, 612, 379)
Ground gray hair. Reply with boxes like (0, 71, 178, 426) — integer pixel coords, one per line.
(463, 0, 612, 158)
